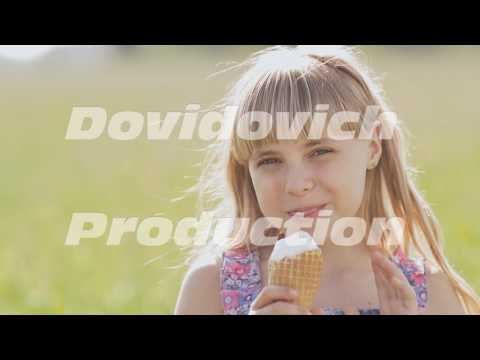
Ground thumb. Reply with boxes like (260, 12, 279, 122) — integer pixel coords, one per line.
(310, 307, 325, 315)
(343, 305, 360, 315)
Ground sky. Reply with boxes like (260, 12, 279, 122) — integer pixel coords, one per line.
(0, 45, 59, 61)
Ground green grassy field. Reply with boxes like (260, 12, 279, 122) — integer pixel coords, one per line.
(1, 46, 479, 314)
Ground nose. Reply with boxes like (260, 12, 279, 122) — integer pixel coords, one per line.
(285, 166, 315, 197)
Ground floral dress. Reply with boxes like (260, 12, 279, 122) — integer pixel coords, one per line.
(220, 246, 427, 315)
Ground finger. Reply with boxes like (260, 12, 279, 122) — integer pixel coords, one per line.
(311, 307, 325, 315)
(389, 278, 415, 314)
(392, 277, 417, 310)
(372, 251, 406, 283)
(390, 275, 411, 301)
(261, 301, 309, 315)
(343, 305, 360, 315)
(372, 252, 410, 304)
(390, 278, 407, 311)
(381, 266, 401, 305)
(372, 258, 394, 299)
(372, 260, 393, 313)
(250, 286, 298, 311)
(376, 254, 414, 307)
(382, 272, 417, 314)
(371, 251, 395, 277)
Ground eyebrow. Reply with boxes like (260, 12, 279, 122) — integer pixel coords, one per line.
(304, 140, 327, 147)
(252, 140, 327, 160)
(252, 150, 279, 160)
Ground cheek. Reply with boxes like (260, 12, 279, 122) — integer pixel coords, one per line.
(250, 172, 283, 216)
(318, 148, 368, 216)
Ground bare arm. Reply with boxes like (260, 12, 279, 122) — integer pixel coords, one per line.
(423, 265, 466, 315)
(174, 257, 224, 315)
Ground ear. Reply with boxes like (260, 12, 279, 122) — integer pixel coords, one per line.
(367, 121, 382, 170)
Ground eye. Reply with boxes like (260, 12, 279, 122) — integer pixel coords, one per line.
(309, 148, 332, 158)
(257, 158, 281, 167)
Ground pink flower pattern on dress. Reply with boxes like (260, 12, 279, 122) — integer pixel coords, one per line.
(220, 248, 262, 315)
(391, 247, 428, 310)
(220, 246, 428, 315)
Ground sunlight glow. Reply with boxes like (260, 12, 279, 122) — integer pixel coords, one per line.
(0, 45, 57, 61)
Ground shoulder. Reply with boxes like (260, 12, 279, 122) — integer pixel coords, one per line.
(174, 254, 223, 315)
(423, 262, 466, 315)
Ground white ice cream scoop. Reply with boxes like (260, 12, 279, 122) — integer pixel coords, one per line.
(269, 231, 320, 262)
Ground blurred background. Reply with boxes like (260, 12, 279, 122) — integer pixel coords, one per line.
(1, 45, 479, 314)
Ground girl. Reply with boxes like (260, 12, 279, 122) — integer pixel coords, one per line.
(175, 45, 480, 315)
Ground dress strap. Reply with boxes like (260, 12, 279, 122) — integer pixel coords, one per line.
(220, 247, 262, 315)
(391, 247, 428, 310)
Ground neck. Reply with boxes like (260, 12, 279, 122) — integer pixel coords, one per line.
(320, 238, 373, 275)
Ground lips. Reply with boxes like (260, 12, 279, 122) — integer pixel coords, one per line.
(287, 204, 327, 219)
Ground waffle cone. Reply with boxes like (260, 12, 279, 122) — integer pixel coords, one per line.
(268, 249, 323, 310)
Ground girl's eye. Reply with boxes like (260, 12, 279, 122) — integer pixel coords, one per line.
(257, 158, 280, 167)
(256, 149, 331, 167)
(310, 148, 332, 158)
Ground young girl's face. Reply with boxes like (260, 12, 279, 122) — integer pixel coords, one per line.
(248, 135, 380, 235)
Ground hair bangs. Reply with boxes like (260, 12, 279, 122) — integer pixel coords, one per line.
(230, 64, 369, 164)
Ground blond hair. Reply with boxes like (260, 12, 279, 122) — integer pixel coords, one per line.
(186, 45, 480, 314)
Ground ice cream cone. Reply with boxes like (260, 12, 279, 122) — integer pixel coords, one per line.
(268, 232, 323, 310)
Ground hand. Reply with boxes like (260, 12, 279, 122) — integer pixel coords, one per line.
(249, 285, 311, 315)
(371, 250, 418, 315)
(311, 306, 361, 315)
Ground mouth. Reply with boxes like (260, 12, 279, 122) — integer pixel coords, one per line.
(286, 204, 328, 219)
